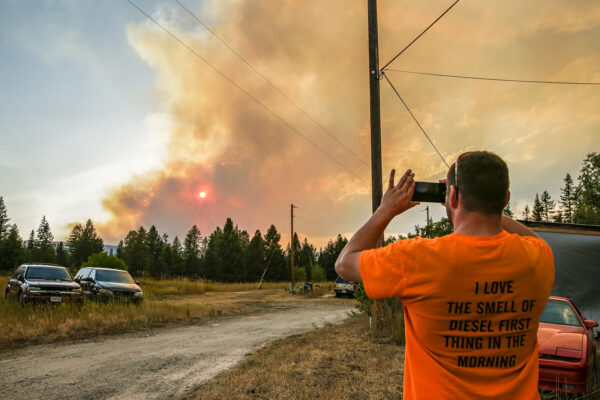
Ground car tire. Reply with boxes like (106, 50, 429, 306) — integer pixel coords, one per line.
(335, 292, 341, 298)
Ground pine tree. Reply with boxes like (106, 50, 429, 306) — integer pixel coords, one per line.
(67, 219, 104, 268)
(531, 194, 544, 222)
(521, 204, 531, 221)
(55, 241, 69, 267)
(183, 225, 202, 277)
(0, 196, 10, 240)
(121, 227, 148, 277)
(318, 234, 348, 280)
(502, 203, 513, 217)
(560, 173, 575, 223)
(553, 210, 564, 223)
(263, 225, 286, 281)
(34, 215, 56, 263)
(0, 224, 23, 272)
(540, 191, 555, 222)
(145, 225, 164, 278)
(573, 152, 600, 224)
(246, 230, 266, 281)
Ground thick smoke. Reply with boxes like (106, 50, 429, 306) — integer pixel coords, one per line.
(100, 0, 600, 244)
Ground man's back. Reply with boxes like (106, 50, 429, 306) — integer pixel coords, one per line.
(359, 231, 554, 399)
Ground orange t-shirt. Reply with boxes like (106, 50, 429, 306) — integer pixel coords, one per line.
(359, 231, 554, 400)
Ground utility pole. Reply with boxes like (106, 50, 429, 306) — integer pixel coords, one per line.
(290, 203, 297, 293)
(424, 206, 430, 226)
(368, 0, 383, 246)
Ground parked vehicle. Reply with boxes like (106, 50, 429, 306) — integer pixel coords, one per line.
(333, 276, 357, 298)
(4, 264, 83, 304)
(74, 267, 143, 304)
(538, 296, 598, 395)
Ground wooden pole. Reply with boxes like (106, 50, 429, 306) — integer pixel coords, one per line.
(290, 203, 296, 292)
(368, 0, 383, 246)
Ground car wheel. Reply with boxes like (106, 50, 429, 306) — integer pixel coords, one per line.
(335, 292, 341, 298)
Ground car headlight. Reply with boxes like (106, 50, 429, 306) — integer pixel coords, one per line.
(73, 287, 82, 293)
(133, 291, 143, 297)
(28, 286, 42, 292)
(98, 288, 113, 295)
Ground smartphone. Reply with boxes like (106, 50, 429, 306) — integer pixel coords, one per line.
(412, 182, 447, 203)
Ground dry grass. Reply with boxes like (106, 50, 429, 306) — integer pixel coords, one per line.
(140, 278, 290, 299)
(192, 314, 405, 400)
(0, 296, 215, 350)
(0, 275, 334, 351)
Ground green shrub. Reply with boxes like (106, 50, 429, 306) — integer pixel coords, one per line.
(311, 264, 327, 282)
(82, 252, 128, 271)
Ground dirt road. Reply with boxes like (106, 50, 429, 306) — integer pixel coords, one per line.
(0, 299, 355, 400)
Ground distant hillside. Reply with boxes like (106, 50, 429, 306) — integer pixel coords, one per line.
(103, 245, 118, 255)
(51, 242, 118, 255)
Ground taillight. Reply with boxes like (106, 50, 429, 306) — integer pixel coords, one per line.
(353, 284, 357, 290)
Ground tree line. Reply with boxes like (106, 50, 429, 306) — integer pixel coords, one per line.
(0, 201, 344, 282)
(515, 153, 600, 224)
(1, 153, 597, 280)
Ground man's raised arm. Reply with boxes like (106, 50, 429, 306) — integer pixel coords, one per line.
(335, 169, 419, 282)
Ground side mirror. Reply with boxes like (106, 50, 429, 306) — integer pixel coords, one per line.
(135, 281, 140, 285)
(584, 320, 598, 329)
(17, 275, 25, 282)
(85, 277, 95, 283)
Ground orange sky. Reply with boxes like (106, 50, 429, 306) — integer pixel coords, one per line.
(98, 0, 600, 247)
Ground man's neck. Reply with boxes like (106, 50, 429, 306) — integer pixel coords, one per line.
(452, 211, 503, 237)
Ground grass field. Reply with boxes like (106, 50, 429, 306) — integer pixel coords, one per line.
(0, 276, 327, 351)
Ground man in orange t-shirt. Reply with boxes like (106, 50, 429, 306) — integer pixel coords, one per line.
(335, 151, 554, 399)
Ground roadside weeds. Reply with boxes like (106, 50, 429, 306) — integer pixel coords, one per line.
(191, 314, 405, 400)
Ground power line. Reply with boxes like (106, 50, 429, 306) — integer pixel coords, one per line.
(125, 0, 366, 182)
(174, 0, 368, 167)
(382, 73, 450, 169)
(380, 0, 460, 72)
(386, 69, 600, 86)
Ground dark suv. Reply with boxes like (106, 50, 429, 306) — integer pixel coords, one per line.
(4, 264, 83, 304)
(74, 267, 143, 304)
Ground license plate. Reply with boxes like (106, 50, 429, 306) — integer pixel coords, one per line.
(341, 290, 346, 293)
(50, 296, 61, 302)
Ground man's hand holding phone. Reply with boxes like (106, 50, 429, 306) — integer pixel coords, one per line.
(379, 169, 420, 219)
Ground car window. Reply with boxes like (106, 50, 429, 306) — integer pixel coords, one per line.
(75, 268, 91, 280)
(540, 300, 583, 327)
(95, 270, 134, 284)
(12, 267, 22, 279)
(14, 266, 25, 278)
(25, 267, 72, 281)
(90, 269, 96, 280)
(335, 277, 350, 284)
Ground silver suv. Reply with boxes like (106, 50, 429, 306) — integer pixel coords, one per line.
(4, 264, 83, 304)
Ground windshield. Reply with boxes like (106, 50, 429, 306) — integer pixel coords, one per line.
(25, 267, 72, 281)
(540, 299, 583, 327)
(335, 277, 351, 284)
(96, 270, 134, 284)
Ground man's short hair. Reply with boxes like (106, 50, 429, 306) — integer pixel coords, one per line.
(447, 151, 509, 215)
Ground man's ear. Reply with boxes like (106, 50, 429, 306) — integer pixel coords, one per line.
(449, 185, 459, 208)
(504, 191, 511, 208)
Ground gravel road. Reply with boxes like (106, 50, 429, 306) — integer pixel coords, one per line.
(0, 300, 355, 400)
